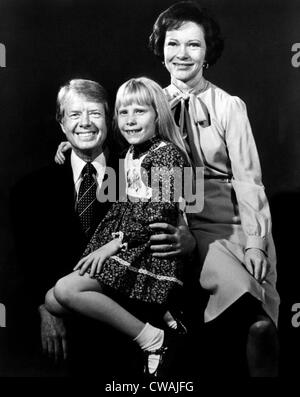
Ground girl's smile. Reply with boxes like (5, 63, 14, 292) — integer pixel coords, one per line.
(117, 103, 157, 145)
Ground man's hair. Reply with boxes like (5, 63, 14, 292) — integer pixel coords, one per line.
(56, 79, 109, 123)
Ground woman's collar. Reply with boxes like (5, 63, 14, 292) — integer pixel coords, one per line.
(170, 76, 208, 95)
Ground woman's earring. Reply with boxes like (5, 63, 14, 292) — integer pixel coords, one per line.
(162, 61, 165, 66)
(203, 61, 209, 69)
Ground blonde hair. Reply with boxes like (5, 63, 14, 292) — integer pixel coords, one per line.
(114, 77, 189, 163)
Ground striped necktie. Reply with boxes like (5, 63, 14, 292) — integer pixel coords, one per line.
(77, 162, 97, 237)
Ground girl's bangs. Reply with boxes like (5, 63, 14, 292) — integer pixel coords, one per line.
(116, 82, 153, 109)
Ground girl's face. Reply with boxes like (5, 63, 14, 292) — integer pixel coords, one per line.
(117, 102, 157, 145)
(164, 21, 207, 85)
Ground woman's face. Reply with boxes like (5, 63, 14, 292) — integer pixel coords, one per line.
(164, 21, 207, 85)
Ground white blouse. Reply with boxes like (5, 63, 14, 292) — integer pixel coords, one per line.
(164, 79, 272, 253)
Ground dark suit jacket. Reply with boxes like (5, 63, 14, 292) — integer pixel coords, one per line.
(11, 155, 113, 310)
(10, 152, 144, 377)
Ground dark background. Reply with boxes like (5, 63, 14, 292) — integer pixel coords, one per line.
(0, 0, 300, 378)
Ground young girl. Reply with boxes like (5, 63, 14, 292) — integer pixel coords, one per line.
(45, 77, 190, 376)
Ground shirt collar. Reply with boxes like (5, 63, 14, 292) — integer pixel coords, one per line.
(168, 77, 209, 97)
(71, 148, 108, 185)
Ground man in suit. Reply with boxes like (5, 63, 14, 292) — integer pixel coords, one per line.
(11, 78, 196, 375)
(11, 79, 114, 371)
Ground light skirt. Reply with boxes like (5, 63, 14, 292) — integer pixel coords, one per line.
(188, 179, 280, 325)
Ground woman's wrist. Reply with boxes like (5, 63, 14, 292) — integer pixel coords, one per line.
(245, 235, 267, 254)
(245, 247, 267, 257)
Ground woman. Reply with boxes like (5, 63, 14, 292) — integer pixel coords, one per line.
(149, 1, 280, 376)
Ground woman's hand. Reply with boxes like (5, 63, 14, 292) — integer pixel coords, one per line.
(54, 141, 72, 164)
(244, 248, 269, 283)
(73, 238, 121, 277)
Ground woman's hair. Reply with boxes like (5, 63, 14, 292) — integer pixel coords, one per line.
(149, 1, 224, 66)
(56, 78, 110, 123)
(114, 77, 189, 162)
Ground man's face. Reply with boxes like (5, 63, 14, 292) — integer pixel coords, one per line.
(60, 91, 107, 157)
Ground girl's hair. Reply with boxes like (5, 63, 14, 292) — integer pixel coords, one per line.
(114, 77, 189, 163)
(149, 1, 224, 67)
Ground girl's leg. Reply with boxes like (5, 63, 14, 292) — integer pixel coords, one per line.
(45, 287, 70, 316)
(53, 271, 165, 374)
(53, 271, 145, 338)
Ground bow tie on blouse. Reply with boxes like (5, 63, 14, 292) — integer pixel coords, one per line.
(169, 90, 211, 168)
(169, 91, 211, 130)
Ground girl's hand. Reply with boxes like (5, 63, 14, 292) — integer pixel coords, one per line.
(244, 248, 269, 283)
(73, 238, 121, 277)
(54, 141, 72, 165)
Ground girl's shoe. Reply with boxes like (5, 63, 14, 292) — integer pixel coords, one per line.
(143, 330, 185, 378)
(143, 344, 168, 378)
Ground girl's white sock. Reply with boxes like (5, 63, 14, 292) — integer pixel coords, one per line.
(134, 322, 164, 374)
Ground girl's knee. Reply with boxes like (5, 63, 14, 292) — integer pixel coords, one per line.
(54, 276, 77, 308)
(45, 288, 56, 313)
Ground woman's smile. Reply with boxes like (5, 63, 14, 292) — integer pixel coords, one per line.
(164, 21, 207, 87)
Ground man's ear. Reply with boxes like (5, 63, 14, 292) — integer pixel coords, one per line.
(60, 121, 66, 135)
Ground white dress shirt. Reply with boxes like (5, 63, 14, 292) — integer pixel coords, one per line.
(71, 148, 108, 196)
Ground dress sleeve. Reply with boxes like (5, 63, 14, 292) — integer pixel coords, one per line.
(224, 96, 272, 253)
(149, 143, 186, 204)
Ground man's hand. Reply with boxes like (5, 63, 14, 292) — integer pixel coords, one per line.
(39, 304, 68, 362)
(149, 223, 196, 258)
(244, 248, 269, 283)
